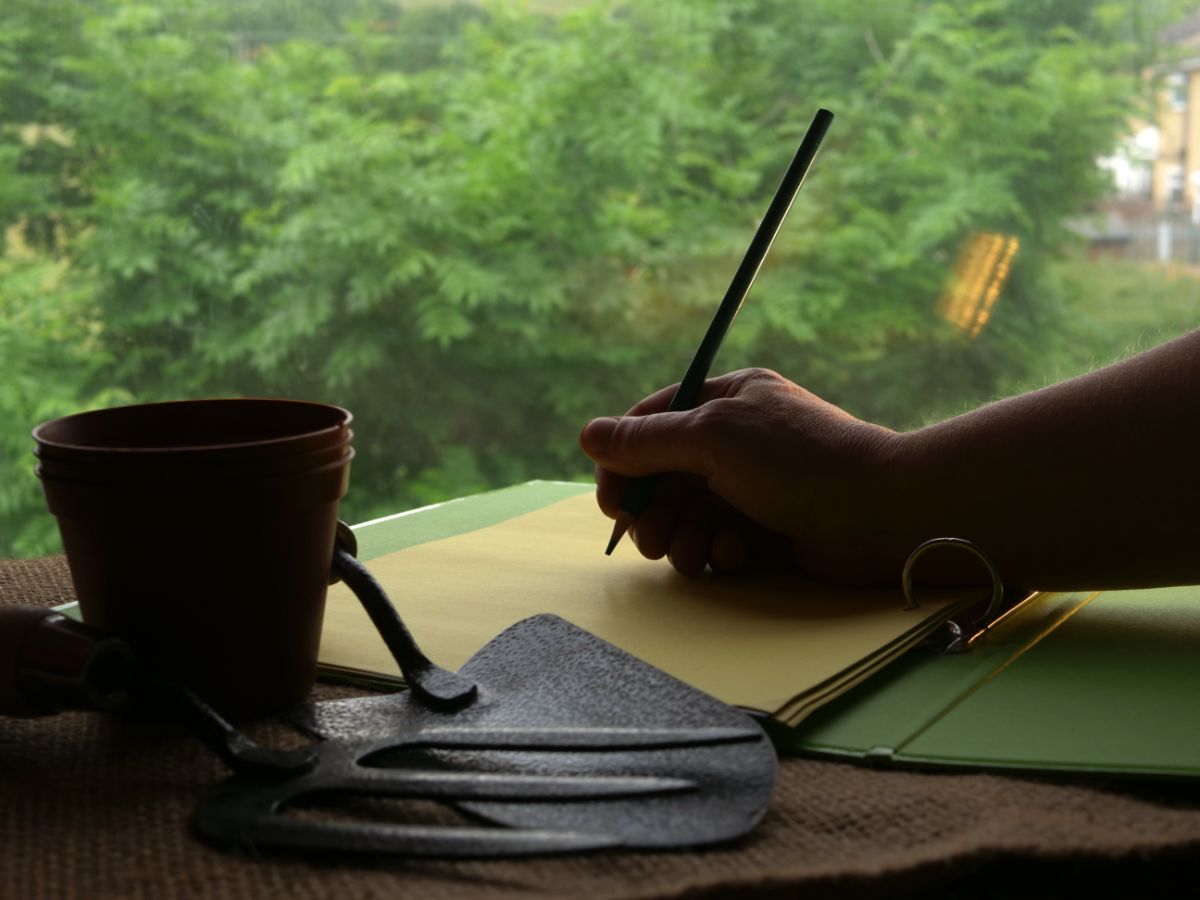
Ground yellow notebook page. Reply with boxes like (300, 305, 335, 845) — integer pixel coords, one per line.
(319, 493, 973, 720)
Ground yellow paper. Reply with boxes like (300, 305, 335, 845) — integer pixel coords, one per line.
(319, 493, 974, 722)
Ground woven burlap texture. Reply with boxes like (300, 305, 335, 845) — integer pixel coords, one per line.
(3, 555, 1199, 899)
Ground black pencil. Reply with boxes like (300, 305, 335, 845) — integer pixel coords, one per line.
(605, 107, 834, 555)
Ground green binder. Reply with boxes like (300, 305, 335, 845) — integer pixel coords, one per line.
(785, 584, 1200, 778)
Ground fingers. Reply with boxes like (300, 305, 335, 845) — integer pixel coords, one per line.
(630, 495, 676, 560)
(606, 483, 775, 576)
(632, 474, 706, 561)
(593, 465, 627, 519)
(710, 527, 750, 572)
(583, 368, 801, 576)
(582, 369, 791, 478)
(664, 511, 767, 576)
(624, 370, 765, 417)
(667, 520, 709, 576)
(582, 369, 792, 483)
(580, 410, 714, 478)
(624, 382, 682, 417)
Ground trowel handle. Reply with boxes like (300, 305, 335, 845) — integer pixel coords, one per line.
(0, 605, 135, 717)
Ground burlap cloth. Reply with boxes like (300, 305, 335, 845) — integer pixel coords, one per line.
(2, 556, 1198, 898)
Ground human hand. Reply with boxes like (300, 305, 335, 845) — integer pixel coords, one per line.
(579, 368, 904, 584)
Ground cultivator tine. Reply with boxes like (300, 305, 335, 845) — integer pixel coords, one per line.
(192, 747, 694, 856)
(232, 817, 621, 858)
(307, 768, 697, 802)
(360, 724, 764, 755)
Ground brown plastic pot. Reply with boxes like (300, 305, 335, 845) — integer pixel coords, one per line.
(34, 399, 354, 719)
(34, 432, 352, 486)
(34, 397, 350, 469)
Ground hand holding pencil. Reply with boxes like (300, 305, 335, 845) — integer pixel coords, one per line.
(580, 367, 902, 584)
(596, 108, 835, 557)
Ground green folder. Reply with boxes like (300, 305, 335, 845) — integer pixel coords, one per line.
(334, 481, 1200, 779)
(785, 584, 1200, 778)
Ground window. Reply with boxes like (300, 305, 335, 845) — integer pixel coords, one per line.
(1168, 164, 1187, 205)
(1169, 71, 1188, 110)
(3, 0, 1197, 558)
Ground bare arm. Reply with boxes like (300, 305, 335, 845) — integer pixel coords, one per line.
(580, 329, 1200, 590)
(892, 328, 1200, 589)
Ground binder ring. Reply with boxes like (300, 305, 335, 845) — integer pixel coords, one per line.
(901, 537, 1004, 633)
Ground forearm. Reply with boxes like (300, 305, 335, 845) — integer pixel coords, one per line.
(889, 329, 1200, 590)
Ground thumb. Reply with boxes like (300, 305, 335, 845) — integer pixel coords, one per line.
(579, 412, 714, 477)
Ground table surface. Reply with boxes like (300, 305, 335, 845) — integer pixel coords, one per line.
(3, 554, 1200, 899)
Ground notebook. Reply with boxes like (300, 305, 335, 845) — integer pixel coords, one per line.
(321, 481, 1200, 779)
(319, 481, 984, 727)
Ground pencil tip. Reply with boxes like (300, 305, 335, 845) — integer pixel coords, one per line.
(605, 517, 631, 556)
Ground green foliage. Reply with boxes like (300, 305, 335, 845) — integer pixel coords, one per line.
(0, 255, 134, 554)
(0, 0, 1187, 555)
(1032, 256, 1200, 383)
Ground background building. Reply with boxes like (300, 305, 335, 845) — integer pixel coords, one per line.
(1149, 12, 1200, 213)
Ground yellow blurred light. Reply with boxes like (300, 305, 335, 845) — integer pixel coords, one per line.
(938, 232, 1020, 339)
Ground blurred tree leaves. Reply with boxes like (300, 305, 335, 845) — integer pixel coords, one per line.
(0, 0, 1184, 554)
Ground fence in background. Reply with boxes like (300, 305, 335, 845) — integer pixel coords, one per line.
(1094, 214, 1200, 265)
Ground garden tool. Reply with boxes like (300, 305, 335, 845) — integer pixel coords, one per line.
(2, 527, 777, 858)
(191, 535, 777, 856)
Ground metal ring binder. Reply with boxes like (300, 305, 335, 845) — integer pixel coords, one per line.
(901, 537, 1005, 653)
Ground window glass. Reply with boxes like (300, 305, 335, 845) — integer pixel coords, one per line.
(2, 0, 1196, 558)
